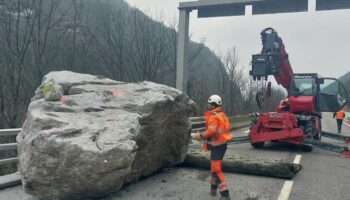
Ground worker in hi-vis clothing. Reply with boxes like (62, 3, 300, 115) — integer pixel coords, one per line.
(333, 109, 346, 133)
(194, 95, 232, 200)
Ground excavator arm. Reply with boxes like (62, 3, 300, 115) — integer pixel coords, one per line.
(250, 28, 294, 94)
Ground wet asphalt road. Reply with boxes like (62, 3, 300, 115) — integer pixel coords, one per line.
(0, 113, 349, 200)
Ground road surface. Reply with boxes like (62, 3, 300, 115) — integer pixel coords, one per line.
(0, 113, 349, 200)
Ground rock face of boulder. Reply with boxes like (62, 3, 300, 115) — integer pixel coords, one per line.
(17, 71, 196, 199)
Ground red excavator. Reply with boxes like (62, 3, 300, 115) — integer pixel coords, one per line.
(245, 28, 350, 157)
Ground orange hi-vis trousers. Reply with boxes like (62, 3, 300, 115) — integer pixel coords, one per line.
(210, 144, 229, 197)
(211, 160, 228, 191)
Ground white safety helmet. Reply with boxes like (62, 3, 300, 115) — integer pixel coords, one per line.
(208, 95, 222, 106)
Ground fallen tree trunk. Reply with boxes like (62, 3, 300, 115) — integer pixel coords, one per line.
(183, 149, 302, 179)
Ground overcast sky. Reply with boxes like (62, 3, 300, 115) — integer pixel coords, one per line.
(125, 0, 350, 79)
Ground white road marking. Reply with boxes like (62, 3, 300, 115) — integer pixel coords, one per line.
(344, 121, 350, 127)
(277, 181, 294, 200)
(293, 154, 302, 164)
(277, 154, 301, 200)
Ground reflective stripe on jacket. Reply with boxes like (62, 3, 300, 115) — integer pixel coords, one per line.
(203, 107, 233, 146)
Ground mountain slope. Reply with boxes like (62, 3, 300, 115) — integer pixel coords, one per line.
(1, 0, 244, 127)
(339, 71, 350, 108)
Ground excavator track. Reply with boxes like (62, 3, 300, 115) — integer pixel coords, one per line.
(302, 138, 350, 158)
(321, 131, 350, 144)
(228, 133, 350, 158)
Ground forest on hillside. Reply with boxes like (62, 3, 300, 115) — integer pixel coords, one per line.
(0, 0, 285, 129)
(340, 71, 350, 110)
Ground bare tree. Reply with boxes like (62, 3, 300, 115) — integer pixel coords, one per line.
(243, 77, 260, 114)
(93, 0, 129, 80)
(0, 0, 233, 129)
(0, 0, 72, 128)
(127, 9, 171, 82)
(66, 0, 80, 70)
(0, 0, 36, 128)
(30, 0, 70, 84)
(214, 48, 245, 115)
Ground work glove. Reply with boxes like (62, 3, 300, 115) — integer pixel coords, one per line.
(194, 131, 203, 141)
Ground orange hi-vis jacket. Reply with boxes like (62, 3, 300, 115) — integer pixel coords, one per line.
(203, 107, 233, 146)
(335, 110, 345, 120)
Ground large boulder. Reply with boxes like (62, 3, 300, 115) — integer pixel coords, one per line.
(17, 71, 196, 199)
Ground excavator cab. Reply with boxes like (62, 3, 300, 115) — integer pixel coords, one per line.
(318, 77, 348, 112)
(290, 75, 316, 96)
(289, 74, 318, 113)
(289, 74, 348, 113)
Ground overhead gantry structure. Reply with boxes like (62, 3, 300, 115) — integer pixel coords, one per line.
(176, 0, 350, 93)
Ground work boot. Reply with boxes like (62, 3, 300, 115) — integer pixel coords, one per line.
(211, 185, 217, 196)
(219, 195, 231, 200)
(220, 190, 230, 200)
(211, 188, 217, 196)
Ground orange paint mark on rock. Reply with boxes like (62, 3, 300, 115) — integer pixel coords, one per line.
(59, 97, 65, 103)
(111, 89, 123, 95)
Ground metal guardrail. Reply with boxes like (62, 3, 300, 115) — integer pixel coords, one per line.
(0, 128, 21, 137)
(0, 115, 252, 169)
(0, 143, 17, 151)
(0, 158, 18, 165)
(0, 129, 21, 167)
(191, 115, 252, 131)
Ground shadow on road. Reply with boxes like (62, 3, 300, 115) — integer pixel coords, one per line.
(254, 142, 312, 153)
